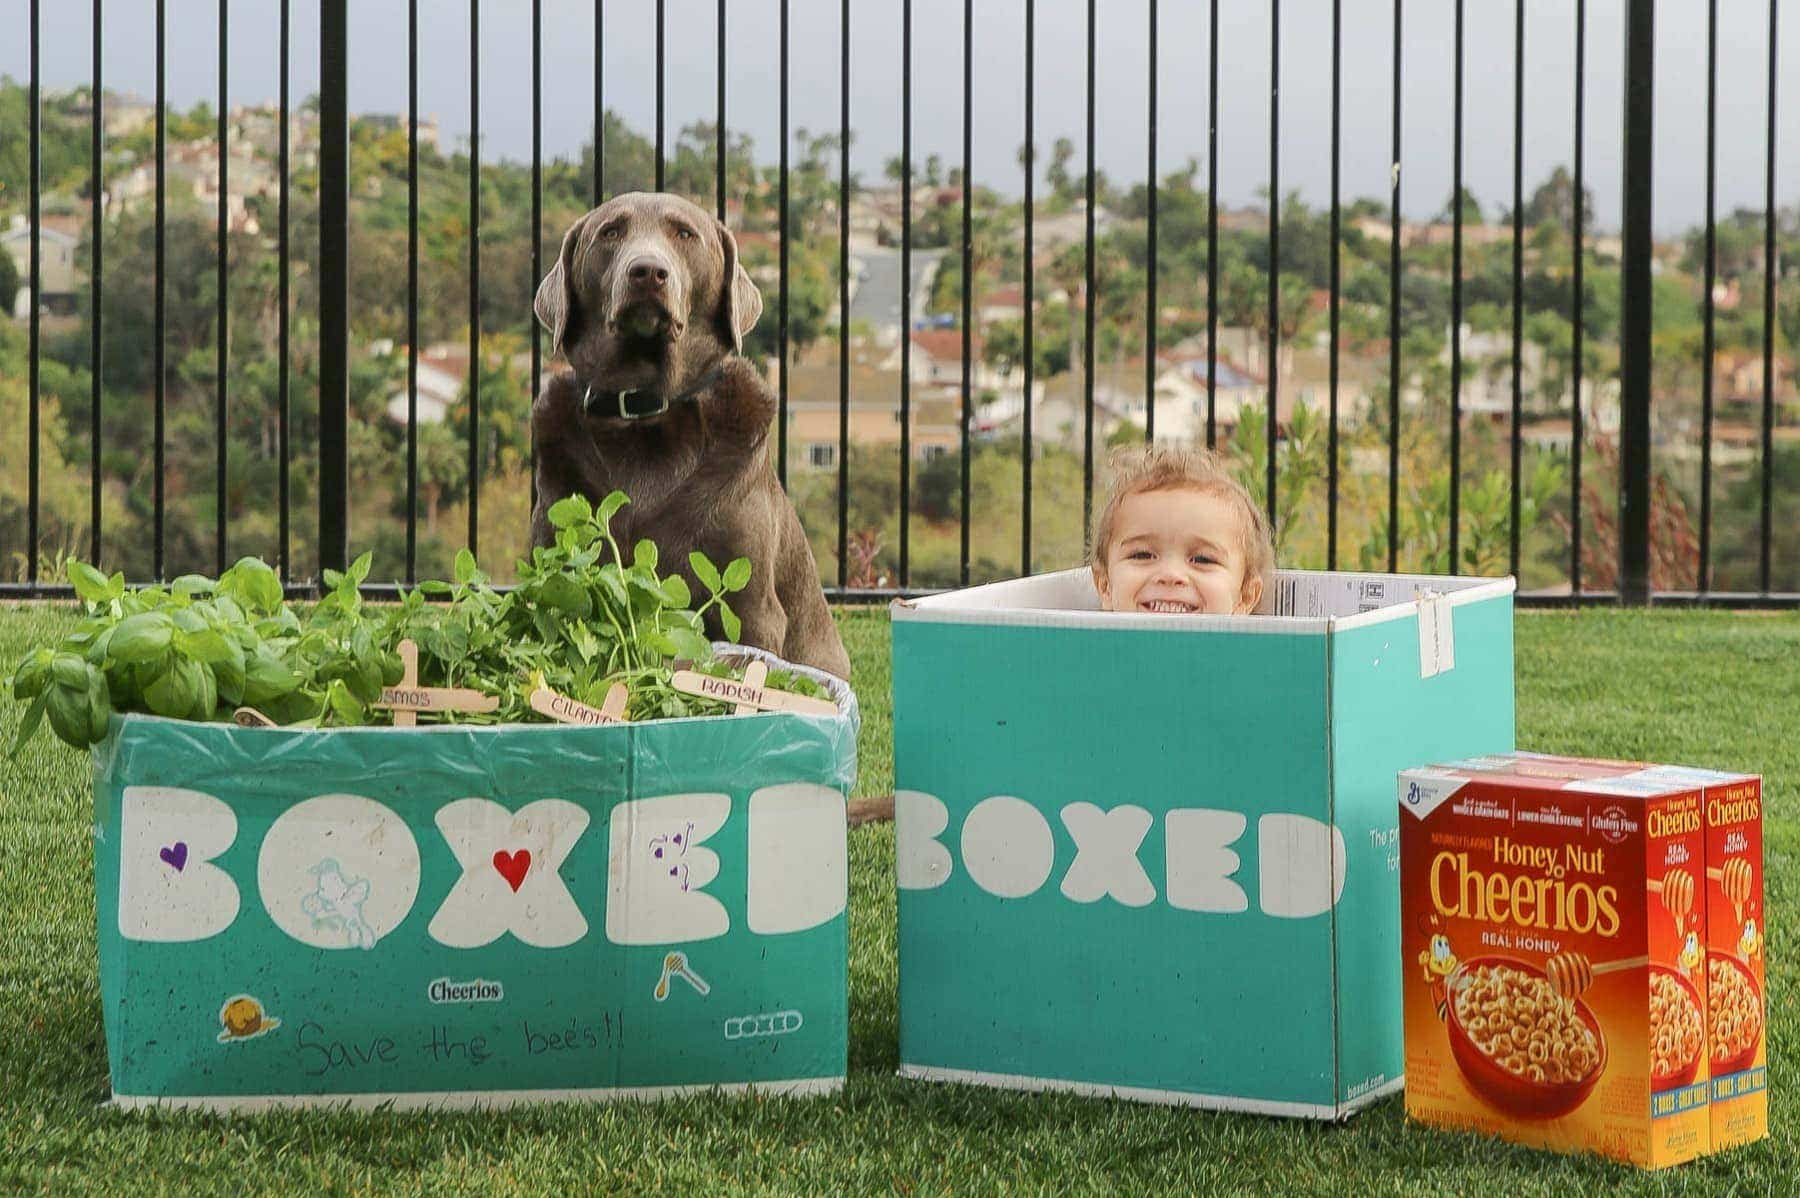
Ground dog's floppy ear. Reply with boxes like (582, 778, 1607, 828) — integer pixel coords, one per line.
(715, 218, 764, 354)
(535, 211, 592, 358)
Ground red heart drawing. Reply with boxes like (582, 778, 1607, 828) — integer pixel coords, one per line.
(492, 849, 532, 893)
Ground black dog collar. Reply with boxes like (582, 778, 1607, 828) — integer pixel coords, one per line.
(583, 362, 727, 420)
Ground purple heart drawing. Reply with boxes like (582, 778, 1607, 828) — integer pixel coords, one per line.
(159, 842, 189, 872)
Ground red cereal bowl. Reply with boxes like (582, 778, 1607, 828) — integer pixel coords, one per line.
(1707, 954, 1764, 1078)
(1444, 955, 1608, 1119)
(1650, 964, 1705, 1092)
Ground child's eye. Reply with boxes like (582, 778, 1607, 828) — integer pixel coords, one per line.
(1129, 550, 1154, 561)
(1190, 555, 1218, 567)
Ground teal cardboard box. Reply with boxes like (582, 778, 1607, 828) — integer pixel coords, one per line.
(891, 568, 1515, 1118)
(94, 657, 856, 1112)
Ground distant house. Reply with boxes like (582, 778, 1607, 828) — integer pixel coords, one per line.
(1151, 355, 1265, 444)
(108, 140, 278, 233)
(101, 91, 157, 140)
(978, 284, 1024, 324)
(359, 113, 441, 153)
(879, 329, 1010, 391)
(1030, 201, 1116, 258)
(776, 353, 962, 469)
(2, 214, 82, 318)
(383, 344, 471, 426)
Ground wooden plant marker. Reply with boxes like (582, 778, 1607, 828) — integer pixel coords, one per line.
(374, 639, 500, 726)
(232, 706, 277, 728)
(669, 664, 840, 718)
(529, 680, 630, 726)
(734, 660, 768, 714)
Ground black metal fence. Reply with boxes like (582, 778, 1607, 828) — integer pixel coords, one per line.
(3, 0, 1797, 605)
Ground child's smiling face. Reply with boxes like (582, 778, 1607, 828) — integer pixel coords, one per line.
(1094, 487, 1263, 616)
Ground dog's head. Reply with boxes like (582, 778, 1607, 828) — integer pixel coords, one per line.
(534, 192, 764, 418)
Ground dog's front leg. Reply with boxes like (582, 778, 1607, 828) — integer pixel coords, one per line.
(725, 571, 789, 663)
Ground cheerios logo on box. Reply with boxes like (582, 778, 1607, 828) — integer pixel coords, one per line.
(1400, 753, 1713, 1171)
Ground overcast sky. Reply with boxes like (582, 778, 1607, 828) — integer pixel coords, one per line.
(9, 0, 1800, 237)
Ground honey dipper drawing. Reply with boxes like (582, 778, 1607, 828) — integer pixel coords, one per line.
(1712, 858, 1754, 925)
(1646, 867, 1695, 929)
(1544, 951, 1652, 999)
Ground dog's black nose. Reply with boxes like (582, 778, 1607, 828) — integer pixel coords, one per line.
(626, 256, 670, 288)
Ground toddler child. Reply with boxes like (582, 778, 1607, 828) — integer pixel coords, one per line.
(1089, 445, 1275, 616)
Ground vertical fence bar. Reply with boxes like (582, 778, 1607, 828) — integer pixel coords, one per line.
(217, 0, 229, 574)
(529, 2, 541, 350)
(899, 0, 912, 587)
(1760, 0, 1779, 595)
(279, 0, 290, 578)
(1146, 0, 1158, 444)
(1619, 0, 1654, 604)
(1022, 0, 1034, 576)
(1387, 0, 1402, 571)
(1083, 0, 1096, 535)
(1449, 0, 1463, 574)
(1266, 0, 1280, 529)
(28, 0, 40, 585)
(604, 0, 612, 203)
(319, 0, 349, 575)
(655, 0, 665, 192)
(407, 0, 419, 583)
(1328, 0, 1340, 570)
(468, 0, 481, 559)
(839, 0, 851, 591)
(1699, 0, 1717, 593)
(1207, 0, 1218, 448)
(531, 0, 541, 520)
(716, 0, 726, 219)
(1571, 0, 1585, 597)
(1510, 0, 1524, 580)
(777, 0, 789, 489)
(90, 0, 103, 565)
(155, 0, 166, 578)
(960, 0, 973, 587)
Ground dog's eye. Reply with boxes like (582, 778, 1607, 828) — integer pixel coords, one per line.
(600, 224, 624, 240)
(673, 226, 696, 240)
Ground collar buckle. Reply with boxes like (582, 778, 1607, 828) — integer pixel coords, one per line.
(617, 388, 668, 420)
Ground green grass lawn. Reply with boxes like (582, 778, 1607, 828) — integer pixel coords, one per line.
(0, 606, 1793, 1195)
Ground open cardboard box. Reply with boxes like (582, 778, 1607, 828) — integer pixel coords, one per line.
(890, 568, 1515, 1118)
(95, 647, 856, 1111)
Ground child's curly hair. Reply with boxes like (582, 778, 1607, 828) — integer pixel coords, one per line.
(1089, 444, 1277, 614)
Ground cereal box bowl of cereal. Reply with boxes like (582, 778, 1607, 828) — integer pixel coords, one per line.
(1445, 956, 1607, 1118)
(1648, 965, 1705, 1091)
(1708, 954, 1764, 1077)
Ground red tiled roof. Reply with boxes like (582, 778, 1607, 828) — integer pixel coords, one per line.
(909, 328, 982, 361)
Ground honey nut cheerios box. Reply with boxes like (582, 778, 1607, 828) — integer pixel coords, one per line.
(1399, 752, 1713, 1169)
(1622, 764, 1767, 1151)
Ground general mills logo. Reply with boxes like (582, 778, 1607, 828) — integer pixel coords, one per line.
(1405, 781, 1423, 806)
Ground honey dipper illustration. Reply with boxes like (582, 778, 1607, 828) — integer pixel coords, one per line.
(1544, 951, 1651, 1000)
(1646, 867, 1695, 930)
(1711, 858, 1754, 925)
(652, 951, 711, 1002)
